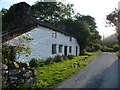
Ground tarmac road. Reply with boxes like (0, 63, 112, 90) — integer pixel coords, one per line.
(56, 52, 119, 88)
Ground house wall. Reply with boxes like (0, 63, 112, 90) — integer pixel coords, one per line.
(5, 25, 80, 62)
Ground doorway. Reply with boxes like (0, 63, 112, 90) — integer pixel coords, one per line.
(64, 46, 68, 56)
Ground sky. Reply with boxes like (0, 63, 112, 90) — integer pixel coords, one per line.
(0, 0, 119, 38)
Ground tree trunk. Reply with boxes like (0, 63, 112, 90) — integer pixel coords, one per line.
(79, 46, 85, 55)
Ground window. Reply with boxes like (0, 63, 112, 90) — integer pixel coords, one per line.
(52, 31, 57, 38)
(69, 46, 72, 53)
(69, 37, 72, 42)
(59, 45, 63, 53)
(52, 44, 57, 54)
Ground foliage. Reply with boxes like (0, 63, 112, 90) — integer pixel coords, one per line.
(113, 45, 119, 51)
(106, 9, 120, 48)
(93, 43, 102, 51)
(30, 55, 75, 67)
(18, 51, 100, 89)
(2, 35, 33, 64)
(44, 57, 54, 65)
(30, 2, 74, 25)
(116, 50, 120, 58)
(29, 58, 44, 67)
(101, 46, 114, 52)
(74, 14, 101, 43)
(67, 55, 75, 59)
(2, 7, 17, 31)
(56, 19, 91, 55)
(56, 14, 101, 55)
(104, 41, 118, 48)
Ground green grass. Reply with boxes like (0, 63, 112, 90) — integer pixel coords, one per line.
(18, 51, 101, 89)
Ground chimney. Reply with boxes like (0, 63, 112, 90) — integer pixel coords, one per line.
(9, 2, 31, 15)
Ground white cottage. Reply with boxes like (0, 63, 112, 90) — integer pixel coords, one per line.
(2, 2, 80, 62)
(4, 24, 80, 62)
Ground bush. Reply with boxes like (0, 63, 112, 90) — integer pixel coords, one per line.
(93, 43, 102, 51)
(44, 57, 54, 65)
(116, 50, 120, 58)
(67, 55, 75, 60)
(101, 46, 114, 52)
(113, 45, 119, 52)
(29, 58, 44, 67)
(53, 55, 63, 62)
(61, 55, 68, 60)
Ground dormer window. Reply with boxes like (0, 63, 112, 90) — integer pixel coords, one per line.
(52, 31, 57, 38)
(69, 37, 72, 42)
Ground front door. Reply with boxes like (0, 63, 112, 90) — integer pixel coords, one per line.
(64, 46, 67, 56)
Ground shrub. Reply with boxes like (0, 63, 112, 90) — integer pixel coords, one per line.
(113, 45, 119, 52)
(29, 58, 44, 67)
(62, 55, 68, 60)
(93, 43, 102, 51)
(101, 46, 114, 52)
(44, 57, 54, 65)
(116, 50, 120, 58)
(67, 55, 75, 60)
(53, 55, 63, 62)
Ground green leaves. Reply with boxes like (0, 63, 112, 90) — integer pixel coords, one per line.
(31, 2, 74, 24)
(2, 35, 33, 63)
(33, 56, 90, 88)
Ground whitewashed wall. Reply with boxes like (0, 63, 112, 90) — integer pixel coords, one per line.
(5, 25, 80, 62)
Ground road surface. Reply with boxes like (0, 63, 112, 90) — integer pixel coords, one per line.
(55, 52, 119, 88)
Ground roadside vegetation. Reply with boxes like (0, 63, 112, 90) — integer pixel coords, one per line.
(18, 51, 101, 89)
(100, 41, 120, 58)
(106, 9, 120, 58)
(116, 51, 120, 58)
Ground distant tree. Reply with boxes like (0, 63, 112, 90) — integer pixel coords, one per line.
(30, 2, 74, 24)
(1, 8, 8, 15)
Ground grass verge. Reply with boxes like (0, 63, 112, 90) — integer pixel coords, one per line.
(18, 51, 101, 89)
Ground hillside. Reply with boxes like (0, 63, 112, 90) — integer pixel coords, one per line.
(104, 33, 118, 43)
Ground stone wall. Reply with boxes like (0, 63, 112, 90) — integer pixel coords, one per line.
(3, 62, 37, 89)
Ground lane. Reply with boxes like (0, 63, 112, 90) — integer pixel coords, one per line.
(55, 52, 118, 88)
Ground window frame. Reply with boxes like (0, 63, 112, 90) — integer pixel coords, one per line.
(69, 37, 72, 42)
(59, 45, 63, 53)
(52, 31, 57, 38)
(52, 44, 57, 54)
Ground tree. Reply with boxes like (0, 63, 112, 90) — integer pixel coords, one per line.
(30, 2, 74, 25)
(2, 35, 33, 64)
(74, 13, 101, 49)
(56, 19, 91, 55)
(106, 9, 120, 47)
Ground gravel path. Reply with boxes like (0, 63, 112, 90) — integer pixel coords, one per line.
(55, 52, 118, 88)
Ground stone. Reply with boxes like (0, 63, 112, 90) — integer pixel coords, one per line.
(8, 62, 19, 69)
(18, 62, 29, 69)
(8, 70, 20, 75)
(3, 64, 8, 70)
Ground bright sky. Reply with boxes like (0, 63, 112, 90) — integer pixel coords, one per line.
(0, 0, 119, 38)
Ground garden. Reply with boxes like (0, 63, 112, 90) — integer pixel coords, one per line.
(18, 51, 101, 89)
